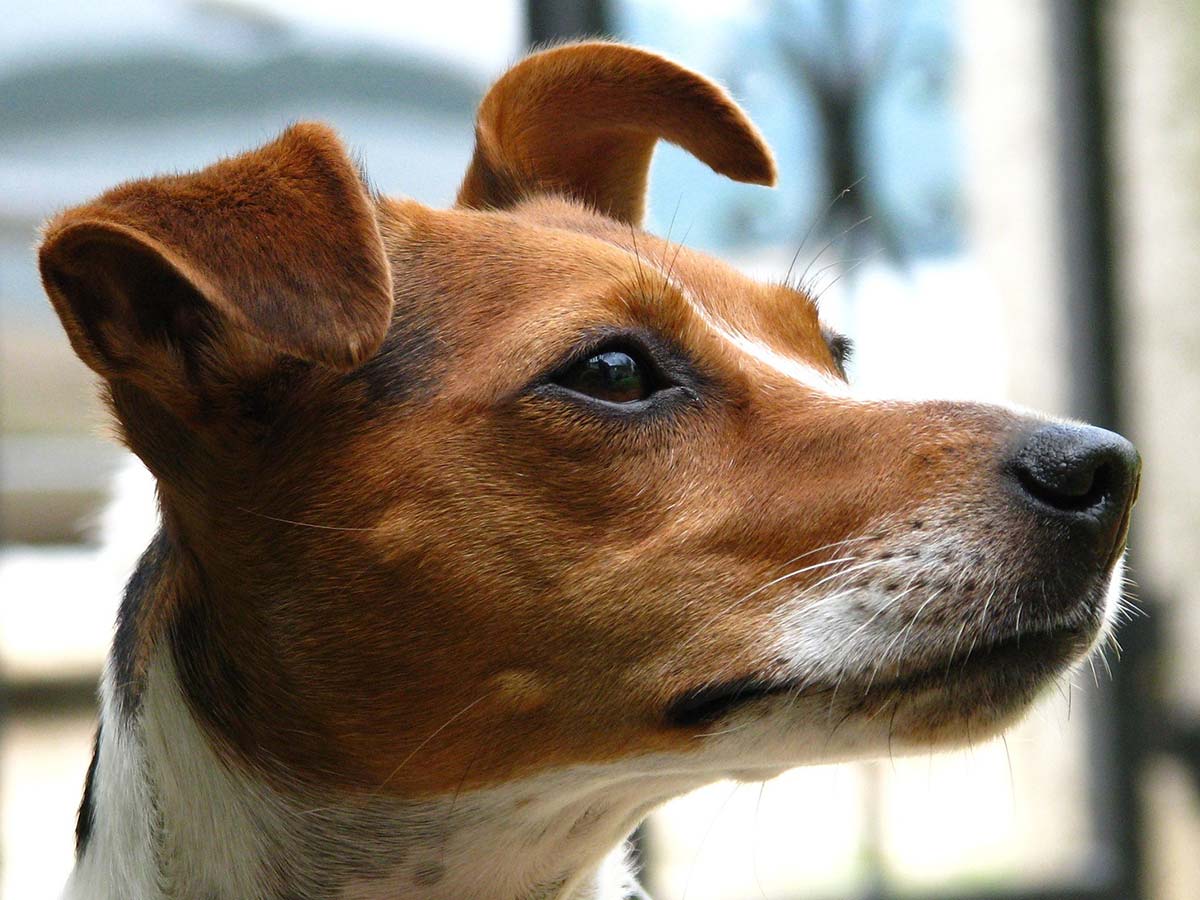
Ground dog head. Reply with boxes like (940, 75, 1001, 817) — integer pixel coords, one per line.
(41, 43, 1138, 800)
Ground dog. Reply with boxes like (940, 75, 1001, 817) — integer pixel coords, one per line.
(39, 41, 1139, 900)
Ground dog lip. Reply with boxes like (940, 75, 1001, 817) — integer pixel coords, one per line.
(856, 623, 1091, 697)
(664, 675, 788, 728)
(1103, 482, 1139, 572)
(665, 624, 1092, 729)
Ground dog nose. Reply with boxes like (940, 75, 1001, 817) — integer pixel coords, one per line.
(1009, 423, 1140, 542)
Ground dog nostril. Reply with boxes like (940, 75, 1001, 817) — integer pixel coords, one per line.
(1010, 423, 1140, 516)
(1018, 454, 1110, 511)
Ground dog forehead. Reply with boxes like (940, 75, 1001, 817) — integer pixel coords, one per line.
(473, 197, 826, 343)
(504, 196, 836, 374)
(364, 196, 837, 402)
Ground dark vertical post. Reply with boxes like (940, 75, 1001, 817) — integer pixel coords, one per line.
(526, 0, 612, 46)
(1048, 5, 1149, 899)
(1049, 5, 1121, 427)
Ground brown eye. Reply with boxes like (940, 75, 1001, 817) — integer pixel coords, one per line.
(558, 349, 651, 403)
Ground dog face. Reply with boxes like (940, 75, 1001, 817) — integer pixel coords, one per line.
(40, 44, 1138, 799)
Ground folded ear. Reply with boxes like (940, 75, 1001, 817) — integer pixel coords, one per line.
(39, 123, 393, 390)
(457, 41, 776, 225)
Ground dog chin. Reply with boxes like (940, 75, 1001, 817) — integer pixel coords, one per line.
(859, 567, 1126, 751)
(686, 565, 1127, 765)
(872, 631, 1089, 749)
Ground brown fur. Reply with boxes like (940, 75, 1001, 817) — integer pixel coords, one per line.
(458, 41, 776, 223)
(41, 123, 393, 382)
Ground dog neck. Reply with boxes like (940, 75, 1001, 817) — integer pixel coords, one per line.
(67, 649, 667, 900)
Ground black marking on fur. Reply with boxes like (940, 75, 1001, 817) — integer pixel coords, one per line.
(75, 725, 101, 856)
(168, 590, 253, 744)
(113, 530, 169, 718)
(346, 308, 446, 406)
(464, 149, 526, 211)
(664, 675, 787, 727)
(412, 861, 446, 885)
(236, 358, 314, 426)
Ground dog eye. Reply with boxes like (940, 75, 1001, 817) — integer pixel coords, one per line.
(556, 348, 654, 403)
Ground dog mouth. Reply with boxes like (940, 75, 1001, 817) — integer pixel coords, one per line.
(665, 624, 1091, 729)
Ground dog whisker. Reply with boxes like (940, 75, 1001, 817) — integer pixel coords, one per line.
(1000, 732, 1017, 810)
(796, 213, 873, 294)
(867, 579, 944, 691)
(660, 194, 682, 263)
(438, 735, 488, 865)
(692, 722, 754, 739)
(887, 700, 901, 771)
(760, 532, 880, 576)
(235, 506, 381, 532)
(941, 620, 971, 687)
(751, 781, 771, 900)
(821, 706, 857, 756)
(681, 551, 873, 651)
(373, 693, 491, 794)
(809, 246, 884, 301)
(783, 175, 866, 287)
(663, 222, 694, 288)
(959, 577, 998, 672)
(858, 583, 929, 695)
(895, 588, 944, 663)
(791, 555, 890, 597)
(679, 782, 740, 900)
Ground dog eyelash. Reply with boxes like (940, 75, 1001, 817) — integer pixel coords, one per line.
(824, 331, 854, 377)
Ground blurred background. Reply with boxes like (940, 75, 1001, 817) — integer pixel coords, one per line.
(1, 0, 1198, 897)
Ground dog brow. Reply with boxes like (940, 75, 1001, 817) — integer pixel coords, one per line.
(670, 278, 848, 394)
(776, 282, 820, 314)
(345, 310, 447, 408)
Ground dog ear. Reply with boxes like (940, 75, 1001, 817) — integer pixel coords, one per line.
(457, 41, 776, 225)
(39, 123, 393, 393)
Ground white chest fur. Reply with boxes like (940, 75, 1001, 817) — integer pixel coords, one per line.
(65, 653, 662, 900)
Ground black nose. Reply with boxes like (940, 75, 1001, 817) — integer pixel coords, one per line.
(1009, 423, 1140, 544)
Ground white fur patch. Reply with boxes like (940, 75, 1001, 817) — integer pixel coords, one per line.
(63, 661, 158, 900)
(66, 657, 278, 900)
(721, 329, 850, 395)
(674, 282, 851, 396)
(66, 654, 693, 900)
